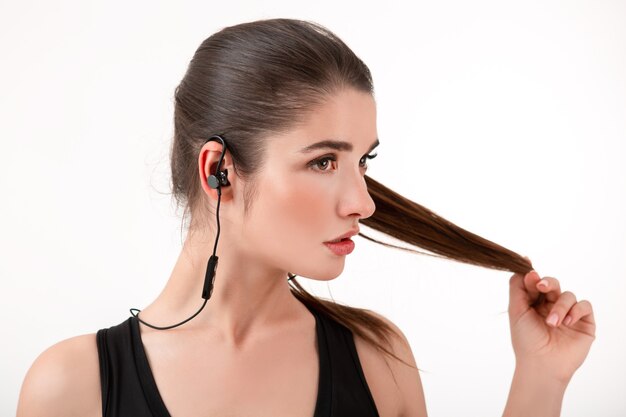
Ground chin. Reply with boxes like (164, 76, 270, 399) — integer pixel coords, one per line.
(309, 274, 341, 282)
(301, 263, 345, 282)
(287, 246, 347, 281)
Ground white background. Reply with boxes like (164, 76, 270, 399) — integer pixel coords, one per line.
(1, 1, 624, 416)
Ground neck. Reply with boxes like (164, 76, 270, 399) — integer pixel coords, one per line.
(138, 226, 307, 347)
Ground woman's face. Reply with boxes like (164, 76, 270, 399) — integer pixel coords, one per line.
(238, 88, 378, 281)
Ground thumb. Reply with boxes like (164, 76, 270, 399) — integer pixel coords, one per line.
(508, 272, 532, 321)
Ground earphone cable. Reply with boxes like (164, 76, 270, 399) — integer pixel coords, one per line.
(128, 171, 223, 330)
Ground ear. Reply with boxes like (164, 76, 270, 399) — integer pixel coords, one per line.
(198, 140, 235, 203)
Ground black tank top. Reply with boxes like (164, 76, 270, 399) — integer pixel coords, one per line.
(96, 303, 381, 417)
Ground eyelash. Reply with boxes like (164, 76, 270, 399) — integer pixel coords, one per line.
(308, 152, 378, 173)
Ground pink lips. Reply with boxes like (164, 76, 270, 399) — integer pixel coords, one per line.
(325, 228, 359, 243)
(324, 238, 355, 255)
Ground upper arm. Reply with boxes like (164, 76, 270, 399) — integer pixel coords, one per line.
(16, 333, 102, 417)
(366, 310, 428, 417)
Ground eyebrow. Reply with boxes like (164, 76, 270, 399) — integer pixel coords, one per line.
(298, 138, 380, 154)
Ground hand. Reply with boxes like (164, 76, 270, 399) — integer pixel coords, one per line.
(508, 258, 596, 385)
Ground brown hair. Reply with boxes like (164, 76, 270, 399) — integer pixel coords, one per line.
(170, 18, 535, 377)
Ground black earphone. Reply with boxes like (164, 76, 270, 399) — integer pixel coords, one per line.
(201, 134, 230, 301)
(130, 134, 297, 330)
(129, 134, 230, 330)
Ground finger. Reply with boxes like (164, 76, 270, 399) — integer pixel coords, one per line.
(523, 270, 542, 301)
(563, 299, 595, 327)
(509, 272, 532, 319)
(545, 291, 577, 327)
(536, 276, 562, 303)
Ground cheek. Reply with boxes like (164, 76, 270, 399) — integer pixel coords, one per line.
(243, 174, 344, 280)
(271, 175, 329, 240)
(285, 179, 329, 234)
(246, 175, 331, 255)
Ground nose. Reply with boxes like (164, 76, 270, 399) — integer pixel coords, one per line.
(338, 172, 376, 221)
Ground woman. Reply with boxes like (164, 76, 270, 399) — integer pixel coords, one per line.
(17, 18, 595, 417)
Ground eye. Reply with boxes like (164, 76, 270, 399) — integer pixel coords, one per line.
(308, 152, 378, 173)
(360, 152, 378, 168)
(308, 155, 336, 172)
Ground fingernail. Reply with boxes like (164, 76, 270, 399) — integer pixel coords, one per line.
(546, 313, 559, 327)
(563, 315, 572, 326)
(537, 279, 548, 289)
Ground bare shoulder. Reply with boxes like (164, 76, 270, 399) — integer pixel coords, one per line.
(17, 333, 102, 417)
(356, 309, 428, 417)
